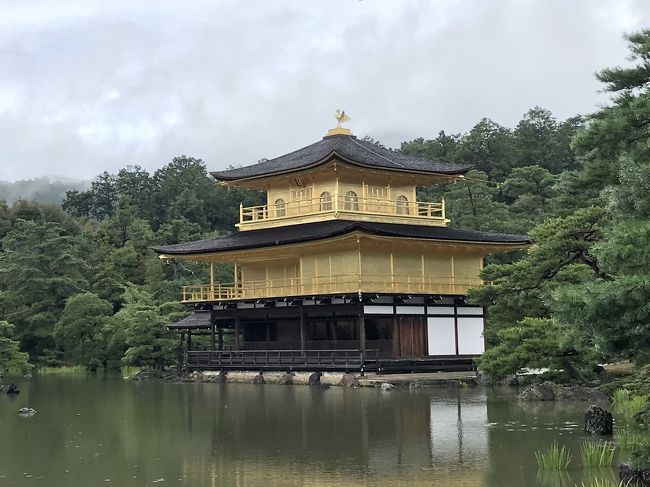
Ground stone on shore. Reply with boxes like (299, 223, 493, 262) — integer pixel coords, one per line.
(278, 372, 294, 385)
(252, 373, 265, 384)
(380, 382, 395, 392)
(584, 405, 613, 435)
(619, 463, 650, 487)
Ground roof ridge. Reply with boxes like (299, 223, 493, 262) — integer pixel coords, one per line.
(346, 136, 408, 169)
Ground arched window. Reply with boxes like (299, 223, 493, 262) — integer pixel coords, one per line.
(344, 190, 359, 211)
(275, 198, 286, 217)
(396, 195, 409, 215)
(320, 191, 332, 211)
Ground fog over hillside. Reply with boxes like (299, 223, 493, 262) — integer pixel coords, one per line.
(0, 176, 89, 204)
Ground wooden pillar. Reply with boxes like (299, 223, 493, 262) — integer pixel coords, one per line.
(392, 316, 400, 357)
(234, 316, 240, 351)
(265, 314, 271, 342)
(210, 324, 216, 351)
(218, 325, 224, 351)
(359, 315, 366, 353)
(187, 330, 192, 351)
(299, 305, 305, 352)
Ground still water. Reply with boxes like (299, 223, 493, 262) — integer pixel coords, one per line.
(0, 376, 618, 486)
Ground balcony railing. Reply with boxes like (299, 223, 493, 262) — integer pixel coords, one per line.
(239, 194, 445, 227)
(181, 274, 482, 303)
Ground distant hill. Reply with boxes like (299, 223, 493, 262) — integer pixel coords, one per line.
(0, 177, 89, 205)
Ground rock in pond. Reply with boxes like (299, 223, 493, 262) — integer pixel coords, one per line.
(556, 386, 609, 403)
(339, 373, 359, 388)
(584, 405, 613, 435)
(252, 373, 265, 384)
(409, 381, 424, 391)
(278, 372, 294, 385)
(620, 463, 650, 487)
(380, 382, 395, 392)
(3, 382, 20, 395)
(308, 372, 322, 386)
(518, 381, 556, 401)
(18, 407, 36, 417)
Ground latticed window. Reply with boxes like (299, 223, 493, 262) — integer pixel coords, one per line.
(344, 191, 359, 211)
(368, 185, 389, 199)
(275, 198, 286, 217)
(320, 191, 332, 211)
(396, 195, 409, 215)
(291, 188, 312, 201)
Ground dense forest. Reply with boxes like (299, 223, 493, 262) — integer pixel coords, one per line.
(1, 31, 649, 387)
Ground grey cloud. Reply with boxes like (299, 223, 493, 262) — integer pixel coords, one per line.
(0, 0, 648, 181)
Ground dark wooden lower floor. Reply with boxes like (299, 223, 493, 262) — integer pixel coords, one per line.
(172, 294, 485, 373)
(185, 349, 477, 374)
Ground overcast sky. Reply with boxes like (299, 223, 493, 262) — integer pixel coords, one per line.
(1, 1, 648, 181)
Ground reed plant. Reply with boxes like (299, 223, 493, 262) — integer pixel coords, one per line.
(612, 389, 647, 419)
(536, 442, 572, 470)
(615, 426, 643, 451)
(575, 480, 628, 487)
(35, 365, 86, 375)
(580, 441, 616, 468)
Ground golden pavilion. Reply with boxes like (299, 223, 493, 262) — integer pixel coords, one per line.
(153, 115, 529, 373)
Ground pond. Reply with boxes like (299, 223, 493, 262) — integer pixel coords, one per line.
(0, 376, 619, 486)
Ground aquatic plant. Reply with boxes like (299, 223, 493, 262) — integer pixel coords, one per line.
(35, 365, 87, 375)
(612, 389, 647, 419)
(615, 426, 643, 451)
(575, 479, 628, 487)
(580, 440, 616, 468)
(535, 442, 572, 470)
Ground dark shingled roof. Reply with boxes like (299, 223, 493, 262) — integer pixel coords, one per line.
(211, 134, 472, 181)
(168, 310, 212, 330)
(153, 220, 530, 256)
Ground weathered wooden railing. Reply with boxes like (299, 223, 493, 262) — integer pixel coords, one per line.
(185, 349, 380, 371)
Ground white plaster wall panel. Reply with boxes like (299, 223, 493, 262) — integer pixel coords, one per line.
(426, 306, 455, 315)
(395, 305, 425, 315)
(456, 307, 484, 315)
(427, 317, 456, 355)
(457, 317, 485, 354)
(363, 305, 394, 315)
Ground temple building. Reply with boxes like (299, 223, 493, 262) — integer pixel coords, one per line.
(153, 116, 529, 373)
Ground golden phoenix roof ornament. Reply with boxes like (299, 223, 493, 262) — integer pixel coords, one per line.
(327, 109, 353, 136)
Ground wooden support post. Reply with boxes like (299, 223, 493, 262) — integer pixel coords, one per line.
(234, 316, 240, 351)
(187, 330, 192, 351)
(299, 305, 305, 352)
(218, 325, 224, 351)
(358, 313, 366, 376)
(210, 323, 216, 351)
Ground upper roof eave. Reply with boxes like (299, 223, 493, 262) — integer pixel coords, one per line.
(210, 134, 472, 182)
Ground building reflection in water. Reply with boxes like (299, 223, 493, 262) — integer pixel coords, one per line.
(180, 384, 489, 486)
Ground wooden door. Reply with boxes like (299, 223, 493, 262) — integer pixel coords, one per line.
(397, 317, 426, 357)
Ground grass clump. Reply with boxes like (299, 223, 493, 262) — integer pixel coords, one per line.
(536, 442, 572, 470)
(612, 389, 647, 419)
(35, 365, 86, 375)
(580, 441, 616, 468)
(575, 480, 626, 487)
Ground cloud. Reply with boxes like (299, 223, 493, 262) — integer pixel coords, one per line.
(0, 0, 649, 181)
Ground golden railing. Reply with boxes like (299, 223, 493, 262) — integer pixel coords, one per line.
(181, 274, 482, 303)
(239, 194, 445, 225)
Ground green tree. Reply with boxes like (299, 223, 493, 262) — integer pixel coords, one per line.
(55, 293, 113, 370)
(0, 321, 31, 373)
(0, 220, 90, 361)
(114, 287, 181, 370)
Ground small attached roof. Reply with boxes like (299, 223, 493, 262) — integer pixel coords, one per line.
(153, 220, 530, 256)
(168, 310, 212, 330)
(211, 134, 471, 182)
